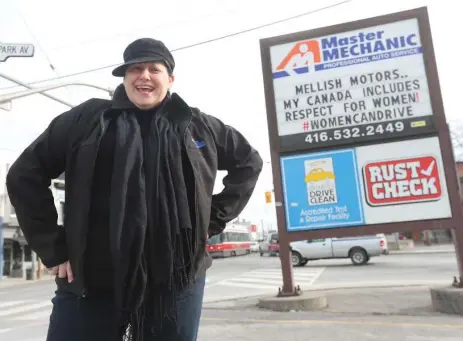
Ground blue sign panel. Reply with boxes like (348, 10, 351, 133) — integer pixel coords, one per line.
(280, 149, 365, 232)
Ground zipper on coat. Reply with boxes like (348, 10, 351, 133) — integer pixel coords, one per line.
(78, 110, 109, 299)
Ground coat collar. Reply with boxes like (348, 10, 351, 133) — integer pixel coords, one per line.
(110, 83, 192, 131)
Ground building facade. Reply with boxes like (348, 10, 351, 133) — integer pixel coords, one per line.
(1, 165, 65, 278)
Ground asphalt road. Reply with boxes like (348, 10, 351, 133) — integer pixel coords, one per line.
(204, 251, 458, 301)
(0, 252, 459, 340)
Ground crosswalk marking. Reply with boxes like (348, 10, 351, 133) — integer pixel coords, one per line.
(241, 270, 320, 279)
(0, 300, 51, 317)
(0, 300, 29, 309)
(205, 267, 325, 291)
(11, 309, 51, 321)
(234, 277, 289, 284)
(218, 281, 278, 289)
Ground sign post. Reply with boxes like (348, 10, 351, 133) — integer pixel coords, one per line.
(259, 6, 463, 297)
(0, 42, 35, 111)
(0, 42, 34, 62)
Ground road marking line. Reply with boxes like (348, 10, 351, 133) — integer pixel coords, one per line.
(225, 278, 283, 285)
(254, 268, 324, 272)
(0, 301, 51, 317)
(201, 317, 463, 329)
(0, 300, 29, 308)
(218, 281, 279, 289)
(12, 310, 51, 321)
(0, 328, 12, 334)
(205, 268, 325, 290)
(247, 272, 320, 279)
(231, 277, 318, 285)
(307, 267, 325, 286)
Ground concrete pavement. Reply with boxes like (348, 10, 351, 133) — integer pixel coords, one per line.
(203, 285, 446, 315)
(0, 252, 461, 340)
(198, 310, 463, 341)
(389, 244, 455, 255)
(201, 285, 463, 340)
(204, 251, 458, 302)
(0, 251, 459, 302)
(1, 284, 462, 340)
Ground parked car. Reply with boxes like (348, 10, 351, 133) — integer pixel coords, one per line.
(258, 233, 280, 256)
(289, 234, 386, 266)
(250, 241, 260, 253)
(378, 233, 389, 254)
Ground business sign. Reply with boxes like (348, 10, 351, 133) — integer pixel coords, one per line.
(363, 155, 442, 206)
(268, 18, 435, 152)
(280, 136, 451, 232)
(0, 42, 35, 62)
(281, 149, 364, 230)
(260, 7, 463, 295)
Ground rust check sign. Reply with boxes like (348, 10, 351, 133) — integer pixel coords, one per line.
(0, 42, 35, 62)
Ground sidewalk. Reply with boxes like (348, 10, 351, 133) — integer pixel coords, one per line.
(200, 285, 463, 341)
(203, 285, 449, 317)
(0, 275, 53, 289)
(389, 244, 455, 255)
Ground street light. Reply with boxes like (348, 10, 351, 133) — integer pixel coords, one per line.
(0, 72, 74, 108)
(0, 81, 114, 111)
(0, 101, 11, 111)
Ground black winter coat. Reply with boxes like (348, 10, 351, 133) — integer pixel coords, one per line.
(6, 91, 263, 297)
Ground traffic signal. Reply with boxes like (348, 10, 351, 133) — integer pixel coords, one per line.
(265, 191, 272, 203)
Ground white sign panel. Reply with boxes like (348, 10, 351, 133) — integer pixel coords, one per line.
(356, 136, 451, 225)
(269, 18, 435, 152)
(0, 42, 35, 62)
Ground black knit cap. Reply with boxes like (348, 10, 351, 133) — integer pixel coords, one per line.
(112, 38, 175, 77)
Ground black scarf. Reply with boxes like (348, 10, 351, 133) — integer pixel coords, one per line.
(107, 91, 196, 341)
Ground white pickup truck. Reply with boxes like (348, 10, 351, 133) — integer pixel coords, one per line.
(290, 234, 387, 267)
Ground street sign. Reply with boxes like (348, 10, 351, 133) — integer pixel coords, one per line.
(260, 6, 463, 296)
(0, 42, 35, 62)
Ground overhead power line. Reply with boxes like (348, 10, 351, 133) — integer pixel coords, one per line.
(0, 0, 351, 89)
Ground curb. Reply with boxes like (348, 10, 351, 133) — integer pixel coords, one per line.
(203, 280, 452, 305)
(306, 280, 452, 291)
(389, 250, 454, 255)
(204, 294, 267, 304)
(0, 276, 54, 290)
(430, 287, 463, 315)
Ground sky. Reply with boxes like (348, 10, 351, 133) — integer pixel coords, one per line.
(0, 0, 460, 230)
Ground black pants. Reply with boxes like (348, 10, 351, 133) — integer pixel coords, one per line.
(46, 276, 205, 341)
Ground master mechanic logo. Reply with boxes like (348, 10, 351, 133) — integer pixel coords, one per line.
(273, 40, 322, 79)
(272, 28, 422, 79)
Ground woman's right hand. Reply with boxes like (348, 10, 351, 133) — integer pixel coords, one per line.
(50, 261, 74, 283)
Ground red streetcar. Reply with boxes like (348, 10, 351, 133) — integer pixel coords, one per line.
(207, 223, 252, 258)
